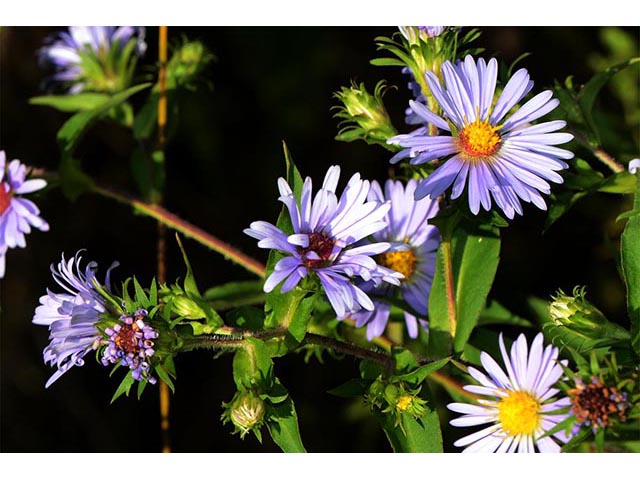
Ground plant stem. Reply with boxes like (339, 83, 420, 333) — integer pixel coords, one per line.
(156, 25, 171, 455)
(593, 147, 625, 174)
(442, 238, 458, 340)
(303, 333, 393, 368)
(92, 184, 266, 277)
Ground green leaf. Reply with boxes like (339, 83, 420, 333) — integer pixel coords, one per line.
(133, 277, 149, 308)
(57, 83, 151, 153)
(204, 280, 265, 310)
(394, 358, 450, 385)
(175, 234, 201, 297)
(155, 363, 175, 393)
(621, 173, 640, 355)
(428, 220, 501, 357)
(29, 93, 111, 112)
(266, 397, 306, 453)
(232, 338, 273, 390)
(578, 57, 640, 123)
(374, 403, 443, 452)
(370, 58, 406, 67)
(111, 371, 135, 403)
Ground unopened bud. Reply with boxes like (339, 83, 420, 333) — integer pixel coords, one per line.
(172, 295, 207, 319)
(223, 391, 265, 438)
(549, 287, 629, 342)
(167, 40, 214, 88)
(334, 81, 397, 148)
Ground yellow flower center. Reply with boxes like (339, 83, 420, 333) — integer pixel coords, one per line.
(497, 390, 541, 437)
(377, 249, 417, 281)
(458, 118, 502, 160)
(396, 394, 413, 412)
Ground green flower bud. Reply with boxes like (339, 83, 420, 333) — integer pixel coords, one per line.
(167, 40, 215, 88)
(171, 295, 207, 320)
(333, 81, 398, 149)
(549, 287, 630, 342)
(222, 391, 265, 439)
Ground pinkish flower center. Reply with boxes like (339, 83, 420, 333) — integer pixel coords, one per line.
(299, 232, 335, 269)
(0, 184, 12, 215)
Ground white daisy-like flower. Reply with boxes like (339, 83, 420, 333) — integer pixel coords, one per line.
(448, 332, 572, 452)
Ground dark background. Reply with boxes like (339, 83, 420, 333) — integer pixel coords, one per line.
(0, 26, 637, 452)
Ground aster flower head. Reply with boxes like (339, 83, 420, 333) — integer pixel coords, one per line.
(388, 55, 574, 219)
(0, 150, 49, 278)
(350, 179, 440, 339)
(448, 332, 572, 452)
(39, 26, 146, 93)
(568, 376, 630, 434)
(245, 165, 403, 318)
(101, 308, 159, 384)
(32, 251, 118, 388)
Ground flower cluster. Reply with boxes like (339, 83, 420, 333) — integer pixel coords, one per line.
(448, 333, 571, 452)
(101, 308, 159, 384)
(32, 251, 118, 387)
(245, 165, 403, 318)
(39, 26, 146, 93)
(0, 151, 49, 278)
(389, 55, 573, 219)
(350, 179, 439, 339)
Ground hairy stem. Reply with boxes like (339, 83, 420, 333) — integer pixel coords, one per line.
(593, 147, 625, 174)
(92, 184, 266, 277)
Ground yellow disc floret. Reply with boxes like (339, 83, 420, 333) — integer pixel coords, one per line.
(396, 394, 413, 412)
(497, 390, 542, 437)
(458, 118, 502, 160)
(377, 249, 417, 281)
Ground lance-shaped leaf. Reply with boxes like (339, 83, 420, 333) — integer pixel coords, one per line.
(30, 92, 112, 112)
(57, 82, 151, 153)
(621, 173, 640, 355)
(428, 218, 501, 357)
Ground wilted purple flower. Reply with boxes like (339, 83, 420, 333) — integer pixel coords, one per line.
(0, 150, 49, 278)
(448, 332, 572, 452)
(101, 308, 158, 384)
(39, 26, 146, 93)
(388, 55, 573, 219)
(245, 165, 402, 318)
(32, 251, 118, 387)
(350, 179, 439, 339)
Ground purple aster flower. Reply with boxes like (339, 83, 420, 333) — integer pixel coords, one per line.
(245, 165, 402, 318)
(32, 251, 118, 388)
(388, 55, 574, 219)
(39, 26, 146, 93)
(350, 179, 440, 340)
(101, 308, 159, 384)
(448, 332, 572, 452)
(0, 150, 49, 279)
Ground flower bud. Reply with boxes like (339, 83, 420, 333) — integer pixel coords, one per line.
(167, 40, 214, 88)
(171, 295, 207, 320)
(549, 287, 629, 342)
(222, 391, 265, 439)
(333, 81, 398, 148)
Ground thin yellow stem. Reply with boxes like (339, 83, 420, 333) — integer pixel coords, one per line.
(157, 25, 171, 454)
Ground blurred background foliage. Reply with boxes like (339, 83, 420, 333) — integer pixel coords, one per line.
(0, 26, 638, 452)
